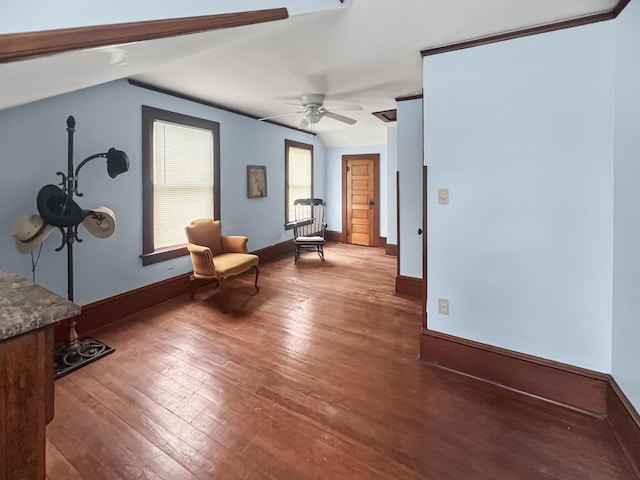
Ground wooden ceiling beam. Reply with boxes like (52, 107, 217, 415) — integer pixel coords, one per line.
(0, 8, 289, 63)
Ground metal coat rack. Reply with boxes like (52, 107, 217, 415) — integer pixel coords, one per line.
(49, 116, 129, 378)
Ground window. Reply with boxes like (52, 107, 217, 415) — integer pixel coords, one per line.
(142, 106, 220, 265)
(285, 139, 313, 228)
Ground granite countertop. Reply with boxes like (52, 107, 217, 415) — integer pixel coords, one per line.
(0, 267, 80, 341)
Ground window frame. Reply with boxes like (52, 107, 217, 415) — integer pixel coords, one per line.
(284, 139, 314, 230)
(141, 106, 221, 266)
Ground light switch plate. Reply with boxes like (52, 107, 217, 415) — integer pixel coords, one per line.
(438, 188, 449, 205)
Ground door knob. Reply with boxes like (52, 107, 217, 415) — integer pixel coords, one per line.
(418, 228, 423, 235)
(368, 199, 375, 208)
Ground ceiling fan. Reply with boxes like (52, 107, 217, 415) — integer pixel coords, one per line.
(259, 93, 362, 129)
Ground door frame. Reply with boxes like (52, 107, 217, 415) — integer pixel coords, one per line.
(341, 154, 382, 247)
(422, 165, 428, 329)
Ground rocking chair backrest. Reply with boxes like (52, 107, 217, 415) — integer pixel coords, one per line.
(293, 198, 326, 238)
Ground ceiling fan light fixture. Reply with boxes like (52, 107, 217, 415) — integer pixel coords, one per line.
(305, 110, 323, 124)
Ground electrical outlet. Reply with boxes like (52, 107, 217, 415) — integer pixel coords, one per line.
(438, 298, 449, 315)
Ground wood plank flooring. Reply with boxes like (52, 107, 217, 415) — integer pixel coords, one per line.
(46, 243, 635, 479)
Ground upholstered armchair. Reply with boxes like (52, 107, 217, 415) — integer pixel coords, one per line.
(185, 219, 260, 298)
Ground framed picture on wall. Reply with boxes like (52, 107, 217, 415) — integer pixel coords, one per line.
(247, 165, 267, 198)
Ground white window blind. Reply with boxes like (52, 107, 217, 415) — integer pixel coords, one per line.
(287, 146, 312, 224)
(153, 120, 214, 249)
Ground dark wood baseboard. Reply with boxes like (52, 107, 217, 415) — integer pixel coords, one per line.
(385, 243, 398, 256)
(252, 239, 295, 264)
(420, 330, 609, 415)
(326, 230, 343, 243)
(420, 329, 640, 477)
(395, 275, 423, 299)
(607, 377, 640, 478)
(54, 273, 193, 343)
(55, 239, 297, 343)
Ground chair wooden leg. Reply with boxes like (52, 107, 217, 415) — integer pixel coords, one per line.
(318, 245, 325, 261)
(190, 276, 220, 299)
(189, 274, 197, 299)
(294, 246, 300, 264)
(253, 265, 260, 292)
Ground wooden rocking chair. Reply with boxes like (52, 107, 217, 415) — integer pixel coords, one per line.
(293, 198, 327, 264)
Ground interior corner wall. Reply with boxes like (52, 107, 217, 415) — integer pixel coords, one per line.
(423, 22, 615, 372)
(0, 79, 324, 305)
(324, 144, 388, 238)
(612, 0, 640, 412)
(386, 126, 398, 246)
(397, 99, 423, 278)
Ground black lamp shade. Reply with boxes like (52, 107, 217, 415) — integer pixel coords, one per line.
(106, 148, 130, 178)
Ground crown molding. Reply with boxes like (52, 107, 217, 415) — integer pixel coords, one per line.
(128, 79, 314, 135)
(421, 0, 631, 57)
(395, 94, 423, 102)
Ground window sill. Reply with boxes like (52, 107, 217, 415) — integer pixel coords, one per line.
(141, 244, 188, 266)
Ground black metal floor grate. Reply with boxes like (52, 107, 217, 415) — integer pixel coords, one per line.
(54, 336, 115, 379)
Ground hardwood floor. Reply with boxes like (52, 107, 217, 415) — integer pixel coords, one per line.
(46, 243, 634, 479)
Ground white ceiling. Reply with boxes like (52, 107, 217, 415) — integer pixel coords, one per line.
(0, 0, 618, 147)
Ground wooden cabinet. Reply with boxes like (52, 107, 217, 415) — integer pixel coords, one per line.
(0, 267, 80, 480)
(0, 327, 54, 480)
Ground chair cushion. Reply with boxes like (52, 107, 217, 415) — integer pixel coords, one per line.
(295, 236, 325, 243)
(213, 253, 259, 278)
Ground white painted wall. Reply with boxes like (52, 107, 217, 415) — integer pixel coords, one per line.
(325, 145, 388, 238)
(423, 22, 615, 372)
(0, 79, 324, 305)
(397, 99, 423, 278)
(0, 0, 345, 34)
(386, 126, 398, 246)
(612, 0, 640, 412)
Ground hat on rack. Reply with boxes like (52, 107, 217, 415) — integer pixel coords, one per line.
(37, 184, 86, 228)
(106, 148, 130, 179)
(82, 206, 116, 238)
(11, 214, 57, 254)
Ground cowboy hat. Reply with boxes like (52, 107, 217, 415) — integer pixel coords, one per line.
(12, 214, 57, 254)
(37, 184, 86, 227)
(82, 206, 116, 238)
(106, 148, 130, 179)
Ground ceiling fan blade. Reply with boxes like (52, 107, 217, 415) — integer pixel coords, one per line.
(299, 117, 309, 129)
(258, 111, 305, 121)
(323, 104, 363, 112)
(323, 110, 357, 125)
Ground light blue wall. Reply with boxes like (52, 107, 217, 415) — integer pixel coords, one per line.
(423, 22, 615, 372)
(386, 126, 398, 246)
(613, 0, 640, 412)
(397, 99, 423, 278)
(325, 144, 388, 237)
(0, 79, 324, 305)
